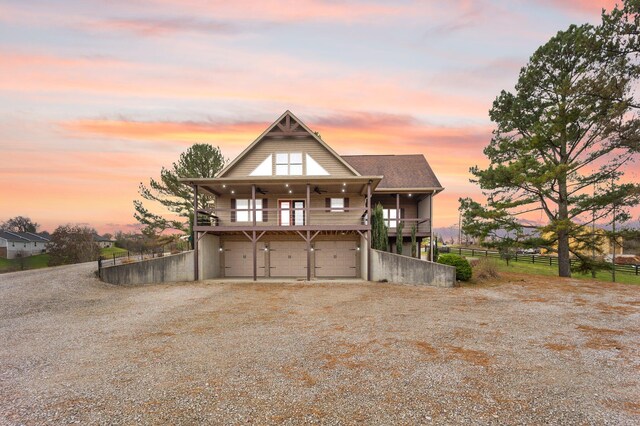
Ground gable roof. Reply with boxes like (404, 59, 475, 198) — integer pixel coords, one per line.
(0, 231, 50, 243)
(93, 234, 115, 242)
(341, 155, 443, 191)
(217, 110, 361, 177)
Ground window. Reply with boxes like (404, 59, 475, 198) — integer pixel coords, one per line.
(279, 200, 305, 226)
(235, 199, 263, 222)
(383, 209, 398, 228)
(330, 198, 344, 212)
(276, 152, 302, 175)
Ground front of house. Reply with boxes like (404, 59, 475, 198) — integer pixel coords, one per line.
(180, 111, 443, 281)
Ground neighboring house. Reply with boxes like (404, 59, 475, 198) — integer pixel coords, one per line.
(542, 227, 624, 257)
(0, 231, 50, 259)
(93, 234, 116, 248)
(180, 111, 443, 280)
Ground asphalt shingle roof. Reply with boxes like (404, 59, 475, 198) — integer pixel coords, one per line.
(0, 231, 49, 243)
(342, 154, 443, 190)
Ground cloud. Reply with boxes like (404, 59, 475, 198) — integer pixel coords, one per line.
(79, 17, 241, 37)
(536, 0, 619, 14)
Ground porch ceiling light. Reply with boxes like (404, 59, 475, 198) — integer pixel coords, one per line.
(285, 183, 289, 187)
(288, 190, 293, 194)
(222, 184, 226, 188)
(219, 247, 224, 252)
(231, 190, 235, 194)
(342, 183, 346, 186)
(341, 189, 345, 193)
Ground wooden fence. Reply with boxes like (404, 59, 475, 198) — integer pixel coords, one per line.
(441, 247, 639, 276)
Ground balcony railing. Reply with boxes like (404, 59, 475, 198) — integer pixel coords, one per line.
(195, 207, 430, 233)
(196, 206, 369, 228)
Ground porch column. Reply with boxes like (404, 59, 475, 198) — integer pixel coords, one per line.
(306, 230, 311, 281)
(429, 193, 434, 262)
(396, 193, 401, 251)
(193, 185, 199, 281)
(367, 180, 372, 281)
(306, 183, 310, 226)
(252, 184, 256, 227)
(252, 231, 257, 282)
(417, 237, 421, 259)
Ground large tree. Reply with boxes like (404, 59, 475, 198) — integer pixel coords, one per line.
(1, 216, 39, 233)
(134, 144, 225, 235)
(47, 225, 101, 266)
(461, 3, 640, 277)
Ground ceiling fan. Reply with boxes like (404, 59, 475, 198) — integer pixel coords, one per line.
(256, 187, 268, 195)
(313, 186, 328, 195)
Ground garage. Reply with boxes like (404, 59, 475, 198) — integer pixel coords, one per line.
(269, 241, 307, 277)
(314, 241, 358, 278)
(223, 241, 265, 277)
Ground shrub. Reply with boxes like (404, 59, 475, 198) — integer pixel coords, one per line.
(473, 258, 500, 281)
(437, 253, 472, 281)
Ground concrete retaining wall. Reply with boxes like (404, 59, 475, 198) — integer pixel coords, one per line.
(100, 251, 194, 285)
(369, 249, 457, 288)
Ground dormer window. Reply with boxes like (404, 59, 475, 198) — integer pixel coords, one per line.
(276, 153, 302, 175)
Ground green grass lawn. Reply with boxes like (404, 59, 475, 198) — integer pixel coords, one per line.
(0, 254, 50, 273)
(491, 258, 640, 285)
(100, 246, 128, 257)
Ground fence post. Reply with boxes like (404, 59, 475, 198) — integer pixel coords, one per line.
(459, 248, 462, 256)
(636, 265, 639, 276)
(515, 253, 518, 262)
(113, 253, 116, 266)
(98, 258, 102, 278)
(549, 257, 552, 266)
(485, 250, 488, 257)
(532, 255, 535, 264)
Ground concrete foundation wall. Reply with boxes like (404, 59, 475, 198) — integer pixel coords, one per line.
(199, 234, 220, 279)
(369, 249, 456, 288)
(100, 251, 194, 285)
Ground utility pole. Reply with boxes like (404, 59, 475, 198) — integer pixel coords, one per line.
(611, 178, 616, 283)
(458, 212, 462, 246)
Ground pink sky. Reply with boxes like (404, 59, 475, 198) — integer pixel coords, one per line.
(1, 0, 636, 234)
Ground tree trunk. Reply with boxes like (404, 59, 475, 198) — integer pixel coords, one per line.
(557, 230, 571, 277)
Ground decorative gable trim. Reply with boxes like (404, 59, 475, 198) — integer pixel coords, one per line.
(217, 110, 361, 177)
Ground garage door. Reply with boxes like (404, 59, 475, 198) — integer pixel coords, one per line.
(224, 241, 265, 277)
(269, 241, 307, 277)
(315, 241, 357, 278)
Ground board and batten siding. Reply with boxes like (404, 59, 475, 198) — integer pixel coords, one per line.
(213, 192, 366, 227)
(222, 137, 356, 178)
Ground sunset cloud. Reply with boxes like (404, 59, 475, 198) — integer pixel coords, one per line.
(1, 0, 635, 232)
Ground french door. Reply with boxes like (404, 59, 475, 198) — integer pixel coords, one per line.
(279, 200, 305, 226)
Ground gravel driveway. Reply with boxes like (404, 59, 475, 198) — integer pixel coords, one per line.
(0, 263, 639, 425)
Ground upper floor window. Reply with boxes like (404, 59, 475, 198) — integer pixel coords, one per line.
(330, 198, 344, 212)
(383, 208, 399, 228)
(235, 199, 263, 222)
(276, 153, 302, 175)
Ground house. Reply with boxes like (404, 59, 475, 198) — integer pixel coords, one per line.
(93, 234, 116, 248)
(0, 231, 50, 259)
(179, 111, 443, 280)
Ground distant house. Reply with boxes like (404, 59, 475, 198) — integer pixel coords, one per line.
(93, 234, 116, 248)
(0, 231, 50, 259)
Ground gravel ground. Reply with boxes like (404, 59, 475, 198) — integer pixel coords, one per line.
(0, 263, 639, 425)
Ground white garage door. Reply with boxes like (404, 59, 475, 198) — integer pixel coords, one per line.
(224, 241, 265, 277)
(315, 241, 357, 278)
(269, 241, 307, 277)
